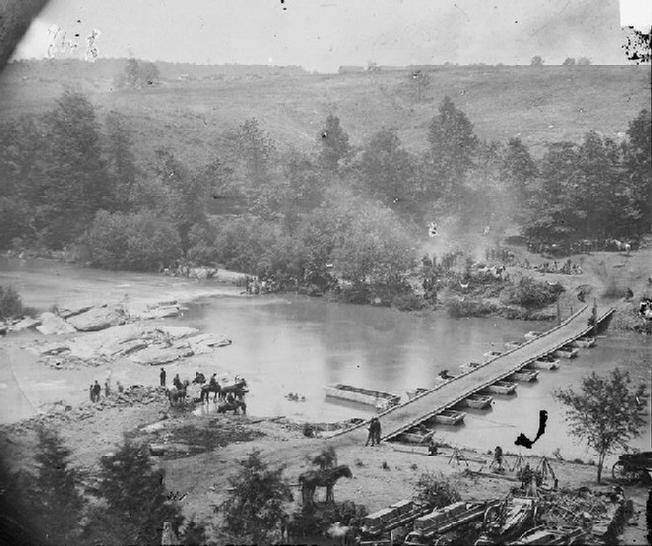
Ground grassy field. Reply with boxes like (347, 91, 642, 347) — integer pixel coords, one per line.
(0, 62, 649, 168)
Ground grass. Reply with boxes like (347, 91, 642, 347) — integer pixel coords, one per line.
(0, 62, 649, 171)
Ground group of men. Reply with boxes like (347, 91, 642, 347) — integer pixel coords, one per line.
(88, 371, 123, 403)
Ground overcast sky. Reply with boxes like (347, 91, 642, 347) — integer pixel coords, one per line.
(9, 0, 646, 71)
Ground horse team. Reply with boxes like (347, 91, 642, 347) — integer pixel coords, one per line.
(164, 370, 248, 414)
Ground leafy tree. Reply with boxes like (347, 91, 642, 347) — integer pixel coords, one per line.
(577, 57, 592, 65)
(317, 114, 353, 172)
(554, 368, 648, 483)
(83, 436, 185, 545)
(530, 56, 544, 66)
(501, 137, 538, 209)
(333, 199, 416, 291)
(424, 96, 478, 204)
(0, 285, 23, 319)
(571, 131, 621, 238)
(0, 115, 47, 247)
(28, 428, 86, 545)
(39, 91, 113, 247)
(104, 112, 138, 210)
(358, 128, 416, 209)
(622, 109, 652, 235)
(234, 118, 276, 188)
(219, 450, 293, 544)
(153, 148, 209, 251)
(562, 57, 576, 66)
(522, 141, 581, 242)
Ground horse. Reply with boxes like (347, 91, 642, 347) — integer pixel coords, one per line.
(299, 465, 353, 506)
(607, 239, 632, 255)
(167, 380, 189, 405)
(200, 381, 221, 403)
(216, 398, 247, 415)
(220, 378, 248, 401)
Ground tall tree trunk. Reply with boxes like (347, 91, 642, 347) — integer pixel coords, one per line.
(597, 451, 606, 483)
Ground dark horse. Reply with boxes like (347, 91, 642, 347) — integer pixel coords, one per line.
(167, 380, 189, 405)
(220, 378, 248, 401)
(192, 373, 222, 403)
(217, 397, 247, 414)
(298, 465, 352, 506)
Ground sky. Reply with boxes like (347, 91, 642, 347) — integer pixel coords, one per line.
(9, 0, 651, 72)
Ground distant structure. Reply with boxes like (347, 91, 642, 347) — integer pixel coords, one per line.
(338, 65, 365, 74)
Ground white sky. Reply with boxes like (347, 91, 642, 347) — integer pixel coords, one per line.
(10, 0, 647, 71)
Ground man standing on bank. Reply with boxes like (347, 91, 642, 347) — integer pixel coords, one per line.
(160, 367, 166, 387)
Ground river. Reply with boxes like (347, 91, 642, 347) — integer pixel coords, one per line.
(0, 258, 650, 461)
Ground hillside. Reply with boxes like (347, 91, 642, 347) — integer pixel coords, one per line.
(0, 60, 649, 169)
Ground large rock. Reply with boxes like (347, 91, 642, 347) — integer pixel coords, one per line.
(57, 304, 93, 319)
(67, 323, 146, 358)
(126, 302, 180, 320)
(36, 312, 76, 335)
(184, 333, 232, 354)
(67, 305, 126, 331)
(8, 316, 41, 332)
(129, 344, 194, 365)
(154, 326, 198, 339)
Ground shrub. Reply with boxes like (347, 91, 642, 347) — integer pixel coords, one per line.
(446, 298, 496, 318)
(391, 293, 426, 311)
(0, 285, 23, 319)
(414, 471, 461, 507)
(503, 276, 564, 308)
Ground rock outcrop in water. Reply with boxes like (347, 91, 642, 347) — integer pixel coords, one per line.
(30, 323, 232, 367)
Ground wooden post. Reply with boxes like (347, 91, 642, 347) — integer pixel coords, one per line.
(556, 300, 561, 325)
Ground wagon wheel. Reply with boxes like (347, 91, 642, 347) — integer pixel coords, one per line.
(611, 460, 642, 484)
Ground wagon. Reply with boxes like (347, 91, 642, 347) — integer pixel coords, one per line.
(612, 451, 652, 484)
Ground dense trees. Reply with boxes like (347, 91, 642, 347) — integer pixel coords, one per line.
(0, 88, 649, 301)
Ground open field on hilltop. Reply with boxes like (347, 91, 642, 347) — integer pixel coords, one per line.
(0, 63, 649, 168)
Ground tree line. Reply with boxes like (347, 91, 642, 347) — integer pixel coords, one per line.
(0, 90, 649, 302)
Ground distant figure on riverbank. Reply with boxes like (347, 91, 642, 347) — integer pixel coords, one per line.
(89, 384, 93, 402)
(366, 417, 381, 446)
(104, 381, 111, 397)
(160, 367, 166, 387)
(493, 445, 504, 471)
(117, 381, 124, 393)
(92, 380, 101, 402)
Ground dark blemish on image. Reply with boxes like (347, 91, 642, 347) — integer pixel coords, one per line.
(322, 131, 328, 139)
(622, 26, 651, 64)
(281, 0, 287, 10)
(515, 410, 548, 449)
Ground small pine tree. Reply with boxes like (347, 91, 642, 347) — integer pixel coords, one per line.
(83, 435, 184, 545)
(219, 449, 293, 543)
(0, 456, 40, 545)
(25, 428, 86, 545)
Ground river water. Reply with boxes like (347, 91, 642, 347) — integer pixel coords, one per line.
(0, 259, 650, 461)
